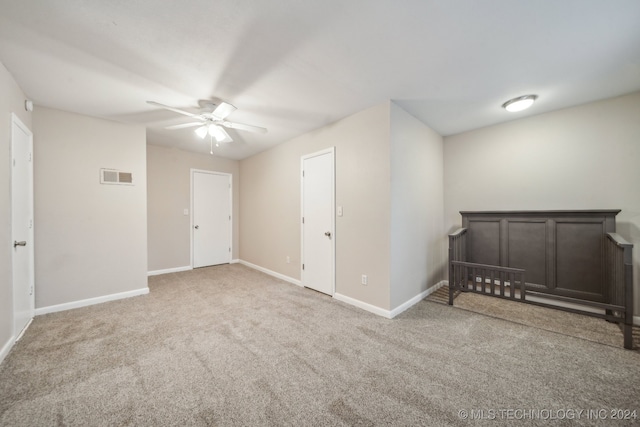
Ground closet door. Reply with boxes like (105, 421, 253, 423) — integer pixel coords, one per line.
(192, 170, 232, 268)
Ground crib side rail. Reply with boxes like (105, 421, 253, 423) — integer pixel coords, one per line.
(605, 232, 634, 349)
(450, 260, 526, 302)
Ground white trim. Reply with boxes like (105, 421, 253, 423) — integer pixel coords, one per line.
(15, 318, 33, 342)
(333, 280, 448, 320)
(238, 259, 302, 287)
(300, 147, 336, 295)
(148, 266, 192, 276)
(389, 280, 448, 318)
(190, 169, 233, 268)
(333, 293, 392, 318)
(35, 287, 149, 316)
(0, 335, 17, 366)
(230, 259, 240, 264)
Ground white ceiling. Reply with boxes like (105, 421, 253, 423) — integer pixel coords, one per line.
(1, 0, 639, 160)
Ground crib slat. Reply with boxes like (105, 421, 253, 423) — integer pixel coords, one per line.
(481, 268, 486, 293)
(464, 265, 469, 291)
(509, 272, 515, 299)
(490, 270, 495, 295)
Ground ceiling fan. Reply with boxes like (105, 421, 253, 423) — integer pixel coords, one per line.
(147, 100, 267, 149)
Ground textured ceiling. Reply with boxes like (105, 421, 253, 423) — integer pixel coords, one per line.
(1, 0, 639, 160)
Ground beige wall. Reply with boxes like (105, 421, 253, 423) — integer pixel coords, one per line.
(444, 91, 640, 315)
(240, 102, 393, 310)
(0, 62, 32, 354)
(146, 144, 240, 271)
(33, 107, 148, 308)
(390, 102, 445, 309)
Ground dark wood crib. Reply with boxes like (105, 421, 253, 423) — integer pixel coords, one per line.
(448, 210, 634, 349)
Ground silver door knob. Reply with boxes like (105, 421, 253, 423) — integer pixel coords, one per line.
(194, 225, 199, 229)
(324, 231, 331, 238)
(14, 241, 27, 247)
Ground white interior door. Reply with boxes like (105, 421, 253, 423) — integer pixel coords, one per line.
(11, 113, 34, 339)
(301, 148, 335, 295)
(192, 170, 232, 268)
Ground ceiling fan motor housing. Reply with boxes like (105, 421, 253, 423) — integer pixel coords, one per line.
(198, 100, 217, 111)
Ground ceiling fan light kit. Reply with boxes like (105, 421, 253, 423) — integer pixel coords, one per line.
(198, 124, 232, 143)
(194, 125, 208, 139)
(502, 94, 538, 112)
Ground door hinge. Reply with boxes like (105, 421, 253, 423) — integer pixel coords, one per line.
(302, 217, 304, 224)
(302, 264, 305, 270)
(30, 286, 33, 296)
(302, 170, 304, 177)
(229, 247, 231, 252)
(229, 215, 231, 220)
(12, 159, 15, 167)
(29, 152, 32, 162)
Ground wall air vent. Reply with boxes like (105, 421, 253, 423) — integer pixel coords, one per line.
(100, 168, 134, 185)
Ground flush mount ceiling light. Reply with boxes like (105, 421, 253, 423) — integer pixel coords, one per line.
(502, 95, 538, 112)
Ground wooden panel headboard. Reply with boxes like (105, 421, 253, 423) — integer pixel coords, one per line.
(460, 210, 620, 303)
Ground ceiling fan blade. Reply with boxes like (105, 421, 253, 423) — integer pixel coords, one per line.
(221, 120, 268, 134)
(147, 101, 200, 118)
(165, 122, 203, 130)
(212, 102, 237, 120)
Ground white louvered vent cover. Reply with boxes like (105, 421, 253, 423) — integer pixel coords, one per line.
(100, 168, 134, 185)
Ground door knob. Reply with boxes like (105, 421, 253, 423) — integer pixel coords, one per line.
(14, 241, 27, 247)
(194, 225, 199, 229)
(324, 231, 331, 238)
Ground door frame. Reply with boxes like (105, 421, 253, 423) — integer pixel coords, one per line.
(190, 169, 233, 268)
(11, 113, 35, 339)
(300, 147, 335, 295)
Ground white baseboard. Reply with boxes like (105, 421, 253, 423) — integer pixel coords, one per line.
(1, 317, 35, 366)
(148, 266, 192, 276)
(15, 318, 33, 342)
(390, 280, 448, 318)
(333, 293, 392, 318)
(0, 334, 16, 367)
(35, 287, 149, 316)
(334, 280, 448, 319)
(230, 259, 240, 264)
(238, 260, 301, 287)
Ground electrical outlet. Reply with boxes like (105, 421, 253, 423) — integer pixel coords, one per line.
(361, 274, 368, 285)
(286, 256, 290, 264)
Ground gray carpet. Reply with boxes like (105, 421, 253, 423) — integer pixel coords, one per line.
(427, 287, 640, 351)
(1, 264, 639, 426)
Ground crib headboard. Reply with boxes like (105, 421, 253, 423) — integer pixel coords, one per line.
(460, 210, 620, 303)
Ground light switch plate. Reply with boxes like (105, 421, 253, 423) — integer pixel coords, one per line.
(183, 209, 189, 216)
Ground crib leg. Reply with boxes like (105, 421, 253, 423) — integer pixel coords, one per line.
(623, 323, 633, 350)
(448, 284, 454, 306)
